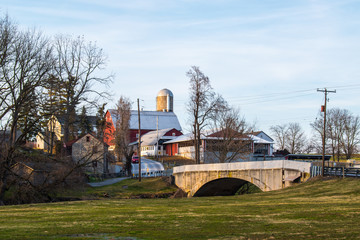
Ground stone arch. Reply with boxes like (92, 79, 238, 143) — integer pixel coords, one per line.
(191, 176, 263, 197)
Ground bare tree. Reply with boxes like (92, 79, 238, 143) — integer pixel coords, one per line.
(310, 112, 328, 154)
(206, 107, 252, 163)
(187, 66, 226, 164)
(0, 15, 54, 205)
(326, 108, 347, 161)
(311, 108, 360, 160)
(52, 35, 112, 142)
(270, 124, 288, 151)
(341, 112, 360, 159)
(286, 123, 306, 154)
(114, 96, 133, 176)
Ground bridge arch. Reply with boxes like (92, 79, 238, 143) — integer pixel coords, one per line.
(187, 172, 269, 197)
(173, 160, 312, 197)
(193, 177, 261, 197)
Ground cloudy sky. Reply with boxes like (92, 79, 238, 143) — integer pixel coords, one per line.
(2, 0, 360, 137)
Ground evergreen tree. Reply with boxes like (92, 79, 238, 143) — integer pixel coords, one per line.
(79, 106, 91, 136)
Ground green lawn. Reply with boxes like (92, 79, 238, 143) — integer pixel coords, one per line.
(1, 177, 360, 239)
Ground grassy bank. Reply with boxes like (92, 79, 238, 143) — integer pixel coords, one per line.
(59, 177, 179, 200)
(1, 177, 360, 239)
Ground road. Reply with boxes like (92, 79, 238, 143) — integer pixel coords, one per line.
(131, 157, 165, 178)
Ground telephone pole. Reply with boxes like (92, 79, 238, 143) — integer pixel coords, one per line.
(137, 98, 141, 182)
(317, 88, 336, 176)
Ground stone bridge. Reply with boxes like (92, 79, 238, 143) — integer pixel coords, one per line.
(172, 160, 312, 197)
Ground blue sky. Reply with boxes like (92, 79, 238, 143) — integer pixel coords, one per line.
(2, 0, 360, 138)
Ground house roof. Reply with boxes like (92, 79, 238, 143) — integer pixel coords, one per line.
(140, 128, 180, 146)
(108, 109, 182, 131)
(65, 133, 108, 147)
(250, 135, 273, 144)
(55, 115, 97, 126)
(250, 131, 274, 141)
(163, 133, 193, 144)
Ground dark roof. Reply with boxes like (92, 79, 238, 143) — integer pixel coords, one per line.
(206, 129, 250, 139)
(55, 115, 97, 126)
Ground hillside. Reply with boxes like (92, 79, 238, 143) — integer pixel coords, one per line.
(0, 177, 359, 239)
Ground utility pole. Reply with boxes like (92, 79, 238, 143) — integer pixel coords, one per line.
(317, 88, 336, 176)
(137, 98, 141, 182)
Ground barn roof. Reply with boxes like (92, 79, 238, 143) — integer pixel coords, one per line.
(140, 128, 180, 146)
(108, 109, 182, 131)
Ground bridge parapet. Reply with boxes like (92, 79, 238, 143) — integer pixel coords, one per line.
(173, 160, 312, 197)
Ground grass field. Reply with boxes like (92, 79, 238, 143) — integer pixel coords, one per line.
(1, 177, 360, 239)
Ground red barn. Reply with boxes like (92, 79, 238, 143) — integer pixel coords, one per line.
(104, 109, 182, 151)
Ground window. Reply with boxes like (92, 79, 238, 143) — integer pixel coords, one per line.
(92, 146, 98, 153)
(136, 134, 139, 138)
(86, 136, 90, 142)
(172, 133, 176, 136)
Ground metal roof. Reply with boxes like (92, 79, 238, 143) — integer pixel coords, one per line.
(140, 128, 179, 146)
(108, 109, 182, 131)
(164, 132, 274, 144)
(157, 88, 173, 97)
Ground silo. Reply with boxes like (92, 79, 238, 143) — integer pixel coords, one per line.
(156, 88, 173, 112)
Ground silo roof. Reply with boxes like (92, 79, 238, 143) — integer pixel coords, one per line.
(157, 88, 173, 97)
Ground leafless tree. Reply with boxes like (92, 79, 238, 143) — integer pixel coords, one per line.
(0, 15, 54, 205)
(311, 108, 360, 160)
(52, 35, 112, 142)
(187, 66, 227, 164)
(270, 124, 288, 151)
(286, 123, 306, 154)
(310, 112, 327, 153)
(206, 107, 253, 163)
(341, 112, 360, 159)
(326, 108, 347, 161)
(114, 96, 133, 176)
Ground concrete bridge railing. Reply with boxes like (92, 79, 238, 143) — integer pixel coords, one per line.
(173, 160, 312, 197)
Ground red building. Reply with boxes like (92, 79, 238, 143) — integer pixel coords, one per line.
(104, 109, 182, 150)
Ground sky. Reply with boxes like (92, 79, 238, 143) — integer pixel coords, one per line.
(2, 0, 360, 139)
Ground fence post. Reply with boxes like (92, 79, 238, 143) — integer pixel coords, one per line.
(342, 167, 345, 179)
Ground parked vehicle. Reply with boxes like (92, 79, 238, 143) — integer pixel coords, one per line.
(132, 155, 139, 164)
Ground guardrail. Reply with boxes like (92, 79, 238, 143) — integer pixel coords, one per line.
(311, 166, 360, 178)
(325, 167, 360, 178)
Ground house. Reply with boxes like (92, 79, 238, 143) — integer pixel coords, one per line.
(69, 133, 115, 174)
(36, 114, 97, 152)
(104, 89, 182, 151)
(138, 128, 183, 157)
(164, 130, 274, 163)
(249, 131, 274, 157)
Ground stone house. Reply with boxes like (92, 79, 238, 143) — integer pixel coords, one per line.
(70, 133, 114, 174)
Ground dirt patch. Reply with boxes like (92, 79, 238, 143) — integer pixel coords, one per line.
(129, 192, 174, 199)
(170, 188, 187, 198)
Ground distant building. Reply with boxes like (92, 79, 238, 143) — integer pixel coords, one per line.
(250, 131, 274, 157)
(69, 133, 115, 174)
(138, 128, 183, 157)
(35, 114, 97, 152)
(164, 130, 274, 163)
(104, 89, 182, 150)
